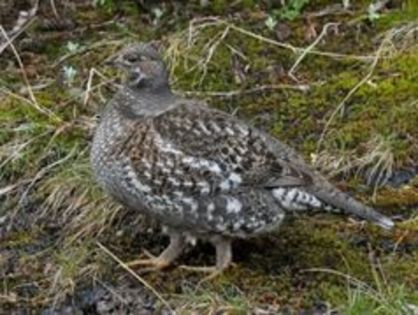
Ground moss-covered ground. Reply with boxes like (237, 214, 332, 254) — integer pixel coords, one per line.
(1, 1, 418, 314)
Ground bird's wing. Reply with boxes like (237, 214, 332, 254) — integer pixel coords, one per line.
(147, 101, 314, 195)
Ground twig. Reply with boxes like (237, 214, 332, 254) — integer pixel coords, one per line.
(96, 242, 173, 312)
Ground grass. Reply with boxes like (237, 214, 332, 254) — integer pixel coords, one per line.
(312, 262, 418, 315)
(1, 0, 418, 313)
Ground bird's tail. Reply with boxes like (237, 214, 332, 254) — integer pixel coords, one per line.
(306, 181, 394, 230)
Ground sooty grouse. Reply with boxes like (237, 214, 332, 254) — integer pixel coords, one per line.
(91, 42, 394, 277)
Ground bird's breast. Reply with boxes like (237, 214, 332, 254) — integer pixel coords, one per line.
(90, 108, 136, 194)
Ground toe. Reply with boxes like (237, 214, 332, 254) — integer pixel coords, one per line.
(179, 265, 217, 273)
(126, 257, 169, 269)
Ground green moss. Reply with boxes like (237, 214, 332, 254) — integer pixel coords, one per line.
(375, 187, 418, 209)
(376, 0, 418, 29)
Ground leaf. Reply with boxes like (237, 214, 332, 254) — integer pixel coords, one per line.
(264, 15, 278, 31)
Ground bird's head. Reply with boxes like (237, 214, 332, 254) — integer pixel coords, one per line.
(106, 42, 169, 91)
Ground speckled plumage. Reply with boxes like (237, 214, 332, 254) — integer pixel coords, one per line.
(91, 43, 394, 274)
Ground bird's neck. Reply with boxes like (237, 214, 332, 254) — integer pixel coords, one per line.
(113, 85, 178, 118)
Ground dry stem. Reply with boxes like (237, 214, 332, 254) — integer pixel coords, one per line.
(97, 242, 172, 312)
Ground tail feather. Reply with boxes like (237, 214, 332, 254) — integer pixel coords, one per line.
(306, 181, 394, 230)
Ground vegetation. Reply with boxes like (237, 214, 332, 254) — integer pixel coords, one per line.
(1, 0, 417, 314)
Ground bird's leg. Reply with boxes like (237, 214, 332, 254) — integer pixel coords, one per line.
(181, 237, 232, 280)
(126, 231, 186, 270)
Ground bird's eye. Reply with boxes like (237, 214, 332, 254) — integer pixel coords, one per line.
(125, 54, 138, 63)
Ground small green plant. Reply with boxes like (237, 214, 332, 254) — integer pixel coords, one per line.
(92, 0, 107, 7)
(66, 41, 80, 53)
(279, 0, 311, 21)
(62, 65, 77, 86)
(92, 0, 115, 12)
(264, 15, 278, 31)
(152, 7, 164, 25)
(368, 1, 382, 21)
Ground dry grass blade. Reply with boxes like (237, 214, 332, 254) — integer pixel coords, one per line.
(178, 83, 309, 98)
(0, 0, 38, 55)
(96, 242, 173, 312)
(84, 68, 107, 106)
(313, 134, 395, 198)
(305, 263, 413, 313)
(0, 184, 17, 196)
(0, 86, 38, 109)
(186, 17, 375, 61)
(289, 22, 340, 80)
(52, 39, 124, 68)
(0, 26, 58, 120)
(50, 0, 59, 19)
(166, 16, 381, 97)
(19, 147, 77, 206)
(6, 147, 77, 229)
(0, 137, 39, 170)
(0, 293, 18, 304)
(304, 268, 383, 303)
(197, 25, 230, 85)
(317, 22, 418, 154)
(316, 31, 393, 154)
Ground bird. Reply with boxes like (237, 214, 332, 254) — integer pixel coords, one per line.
(90, 42, 394, 278)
